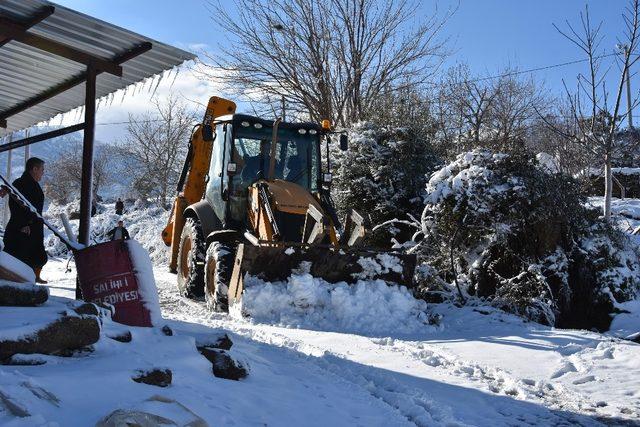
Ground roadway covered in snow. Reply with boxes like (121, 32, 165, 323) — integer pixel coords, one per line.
(30, 256, 640, 426)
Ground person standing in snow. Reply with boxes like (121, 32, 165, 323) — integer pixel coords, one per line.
(115, 198, 124, 215)
(107, 220, 130, 241)
(2, 157, 48, 283)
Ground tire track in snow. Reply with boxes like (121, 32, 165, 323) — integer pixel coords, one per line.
(157, 284, 464, 426)
(157, 283, 606, 426)
(157, 275, 639, 425)
(377, 338, 610, 424)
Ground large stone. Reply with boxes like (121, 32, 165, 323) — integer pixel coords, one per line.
(0, 315, 100, 361)
(195, 333, 233, 351)
(132, 368, 172, 387)
(198, 348, 248, 381)
(96, 395, 208, 427)
(0, 282, 48, 306)
(106, 330, 132, 343)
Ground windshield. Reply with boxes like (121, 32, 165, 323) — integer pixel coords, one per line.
(232, 124, 320, 192)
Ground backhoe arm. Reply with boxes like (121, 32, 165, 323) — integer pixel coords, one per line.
(162, 96, 236, 272)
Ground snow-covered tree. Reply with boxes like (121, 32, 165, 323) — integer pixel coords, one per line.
(414, 150, 640, 329)
(119, 96, 193, 207)
(331, 122, 439, 246)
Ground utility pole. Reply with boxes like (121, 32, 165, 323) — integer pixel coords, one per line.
(625, 45, 634, 128)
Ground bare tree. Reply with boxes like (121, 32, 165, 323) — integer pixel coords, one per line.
(201, 0, 453, 127)
(529, 107, 596, 177)
(544, 1, 640, 220)
(120, 96, 195, 207)
(436, 64, 497, 155)
(45, 139, 115, 204)
(490, 69, 549, 150)
(435, 64, 548, 158)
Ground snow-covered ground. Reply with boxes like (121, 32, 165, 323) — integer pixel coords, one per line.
(588, 197, 640, 340)
(16, 255, 635, 426)
(2, 201, 639, 426)
(588, 197, 640, 241)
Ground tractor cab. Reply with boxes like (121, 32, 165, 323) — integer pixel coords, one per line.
(204, 114, 325, 229)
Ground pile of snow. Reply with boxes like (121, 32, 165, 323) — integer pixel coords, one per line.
(2, 289, 413, 427)
(126, 240, 162, 325)
(0, 250, 36, 283)
(236, 271, 434, 335)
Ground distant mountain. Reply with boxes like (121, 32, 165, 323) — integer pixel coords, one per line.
(0, 128, 131, 201)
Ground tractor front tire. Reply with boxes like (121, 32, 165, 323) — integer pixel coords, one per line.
(204, 241, 235, 312)
(176, 217, 205, 298)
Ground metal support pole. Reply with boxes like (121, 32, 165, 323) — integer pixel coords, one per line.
(3, 134, 12, 227)
(78, 65, 96, 247)
(0, 123, 85, 153)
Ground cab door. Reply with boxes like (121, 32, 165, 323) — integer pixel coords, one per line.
(205, 124, 230, 221)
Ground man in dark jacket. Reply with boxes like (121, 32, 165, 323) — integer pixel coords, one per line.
(107, 220, 130, 241)
(3, 157, 48, 283)
(115, 198, 124, 215)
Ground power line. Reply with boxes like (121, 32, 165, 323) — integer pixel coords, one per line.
(4, 51, 637, 136)
(461, 52, 621, 85)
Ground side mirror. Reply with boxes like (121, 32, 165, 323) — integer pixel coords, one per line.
(202, 124, 214, 142)
(339, 134, 348, 151)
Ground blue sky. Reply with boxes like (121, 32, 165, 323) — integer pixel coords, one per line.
(54, 0, 628, 88)
(48, 0, 632, 141)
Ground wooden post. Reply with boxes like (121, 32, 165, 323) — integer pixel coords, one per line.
(78, 65, 96, 247)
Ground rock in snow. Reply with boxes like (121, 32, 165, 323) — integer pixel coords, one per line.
(96, 395, 208, 427)
(132, 368, 173, 387)
(0, 281, 48, 306)
(198, 347, 249, 381)
(0, 314, 100, 361)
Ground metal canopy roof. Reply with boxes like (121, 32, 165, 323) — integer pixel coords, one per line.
(0, 0, 196, 136)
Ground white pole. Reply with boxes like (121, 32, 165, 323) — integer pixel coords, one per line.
(59, 213, 78, 244)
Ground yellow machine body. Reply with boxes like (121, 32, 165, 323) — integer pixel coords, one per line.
(162, 95, 416, 310)
(162, 96, 236, 271)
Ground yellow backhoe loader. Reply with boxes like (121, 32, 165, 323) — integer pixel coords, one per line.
(162, 96, 416, 312)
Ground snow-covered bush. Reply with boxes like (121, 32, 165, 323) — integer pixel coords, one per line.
(331, 122, 440, 246)
(416, 150, 640, 330)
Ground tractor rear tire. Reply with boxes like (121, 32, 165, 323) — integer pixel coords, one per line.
(204, 241, 235, 312)
(176, 217, 205, 298)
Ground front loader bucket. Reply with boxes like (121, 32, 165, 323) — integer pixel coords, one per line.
(227, 244, 416, 306)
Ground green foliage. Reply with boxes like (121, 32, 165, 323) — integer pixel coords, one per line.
(331, 122, 440, 246)
(417, 150, 640, 329)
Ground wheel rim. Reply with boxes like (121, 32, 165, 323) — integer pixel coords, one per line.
(180, 236, 192, 280)
(206, 256, 217, 297)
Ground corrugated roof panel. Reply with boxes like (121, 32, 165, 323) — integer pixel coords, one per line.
(0, 0, 196, 136)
